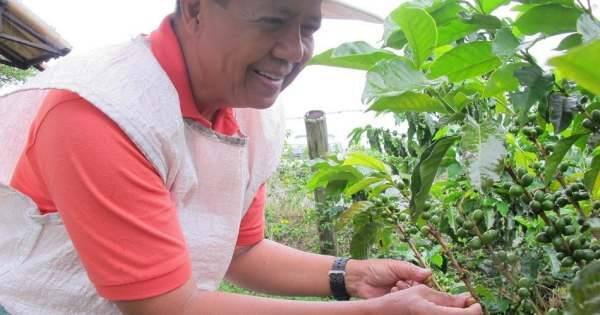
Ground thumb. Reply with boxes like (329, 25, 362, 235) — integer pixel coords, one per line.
(391, 261, 432, 283)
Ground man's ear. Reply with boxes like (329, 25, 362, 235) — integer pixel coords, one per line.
(177, 0, 203, 31)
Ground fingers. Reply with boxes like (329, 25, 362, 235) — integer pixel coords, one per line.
(414, 285, 474, 308)
(430, 302, 483, 315)
(390, 261, 432, 283)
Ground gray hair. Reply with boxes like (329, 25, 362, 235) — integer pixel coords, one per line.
(175, 0, 230, 15)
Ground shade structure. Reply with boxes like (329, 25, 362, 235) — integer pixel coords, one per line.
(0, 0, 71, 70)
(322, 0, 384, 23)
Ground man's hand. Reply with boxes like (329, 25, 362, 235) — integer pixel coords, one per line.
(344, 259, 431, 299)
(367, 284, 483, 315)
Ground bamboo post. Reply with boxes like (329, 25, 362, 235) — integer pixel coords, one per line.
(304, 110, 337, 256)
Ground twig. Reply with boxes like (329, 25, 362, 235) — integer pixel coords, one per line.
(427, 226, 489, 315)
(396, 223, 444, 292)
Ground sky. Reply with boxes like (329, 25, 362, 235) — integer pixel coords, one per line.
(15, 0, 599, 149)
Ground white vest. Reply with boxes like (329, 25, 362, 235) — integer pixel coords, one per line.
(0, 37, 285, 314)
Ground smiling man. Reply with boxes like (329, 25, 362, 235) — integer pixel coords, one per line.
(0, 1, 482, 314)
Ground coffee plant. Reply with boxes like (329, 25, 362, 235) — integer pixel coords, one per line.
(307, 0, 600, 313)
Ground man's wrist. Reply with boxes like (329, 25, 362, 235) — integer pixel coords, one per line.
(344, 259, 366, 298)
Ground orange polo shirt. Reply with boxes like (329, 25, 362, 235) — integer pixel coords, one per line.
(10, 16, 266, 301)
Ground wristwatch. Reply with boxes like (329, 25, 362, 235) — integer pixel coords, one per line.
(329, 257, 351, 301)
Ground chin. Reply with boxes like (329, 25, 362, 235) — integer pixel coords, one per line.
(241, 95, 279, 110)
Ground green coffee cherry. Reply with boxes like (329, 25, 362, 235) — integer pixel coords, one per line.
(464, 220, 475, 230)
(563, 225, 576, 236)
(536, 232, 550, 243)
(569, 237, 582, 250)
(430, 215, 441, 225)
(521, 174, 534, 186)
(593, 201, 600, 210)
(457, 228, 469, 238)
(545, 144, 555, 153)
(561, 256, 575, 267)
(517, 167, 528, 178)
(481, 230, 499, 245)
(530, 200, 542, 212)
(545, 226, 557, 237)
(510, 185, 525, 197)
(583, 118, 595, 130)
(471, 209, 484, 223)
(507, 253, 519, 263)
(518, 287, 530, 298)
(556, 197, 569, 207)
(518, 277, 533, 288)
(534, 190, 545, 202)
(468, 237, 482, 250)
(542, 200, 555, 211)
(592, 109, 600, 123)
(559, 162, 569, 173)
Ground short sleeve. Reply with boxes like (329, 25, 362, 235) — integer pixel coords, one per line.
(23, 91, 191, 301)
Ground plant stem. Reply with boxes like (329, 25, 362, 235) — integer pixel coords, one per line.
(427, 225, 489, 315)
(532, 139, 587, 219)
(395, 223, 444, 291)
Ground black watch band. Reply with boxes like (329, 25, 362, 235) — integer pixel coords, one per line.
(329, 257, 351, 301)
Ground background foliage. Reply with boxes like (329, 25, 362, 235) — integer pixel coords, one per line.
(305, 0, 600, 314)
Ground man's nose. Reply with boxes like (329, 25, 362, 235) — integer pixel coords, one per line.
(272, 26, 305, 64)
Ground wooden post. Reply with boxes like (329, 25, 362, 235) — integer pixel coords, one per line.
(304, 110, 337, 256)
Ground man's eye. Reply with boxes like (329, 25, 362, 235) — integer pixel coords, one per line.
(261, 17, 285, 26)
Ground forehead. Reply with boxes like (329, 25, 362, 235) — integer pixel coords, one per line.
(234, 0, 322, 22)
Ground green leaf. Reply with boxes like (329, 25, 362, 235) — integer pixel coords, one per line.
(410, 136, 459, 218)
(567, 261, 600, 315)
(306, 165, 363, 191)
(437, 20, 479, 46)
(429, 41, 501, 82)
(344, 152, 388, 174)
(550, 40, 600, 96)
(577, 14, 600, 43)
(309, 42, 398, 71)
(461, 117, 507, 191)
(337, 201, 373, 230)
(363, 59, 434, 103)
(543, 247, 562, 277)
(555, 33, 584, 51)
(462, 14, 503, 30)
(514, 4, 581, 36)
(484, 63, 526, 97)
(382, 19, 408, 49)
(548, 93, 578, 133)
(493, 28, 520, 58)
(344, 177, 385, 197)
(392, 6, 438, 68)
(368, 92, 447, 114)
(511, 65, 554, 124)
(544, 133, 590, 185)
(584, 155, 600, 200)
(429, 0, 464, 26)
(480, 0, 510, 14)
(350, 221, 379, 259)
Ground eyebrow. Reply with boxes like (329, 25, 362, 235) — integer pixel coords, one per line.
(275, 6, 322, 26)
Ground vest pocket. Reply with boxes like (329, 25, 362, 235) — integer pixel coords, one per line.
(0, 187, 49, 279)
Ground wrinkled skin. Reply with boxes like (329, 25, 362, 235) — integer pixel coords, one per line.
(174, 0, 322, 121)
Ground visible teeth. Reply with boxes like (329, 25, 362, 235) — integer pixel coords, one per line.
(256, 70, 281, 81)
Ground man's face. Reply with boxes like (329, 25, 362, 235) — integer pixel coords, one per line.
(186, 0, 322, 109)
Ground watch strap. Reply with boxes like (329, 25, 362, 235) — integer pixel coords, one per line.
(329, 257, 351, 301)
